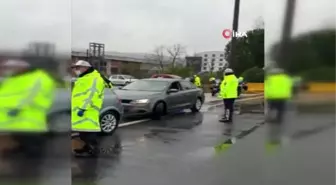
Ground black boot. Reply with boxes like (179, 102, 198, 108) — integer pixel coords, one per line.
(74, 144, 97, 157)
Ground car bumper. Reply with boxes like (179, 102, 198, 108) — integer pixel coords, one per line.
(122, 103, 152, 117)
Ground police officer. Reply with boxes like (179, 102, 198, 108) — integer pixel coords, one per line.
(218, 68, 239, 123)
(94, 70, 113, 89)
(209, 76, 217, 96)
(0, 59, 56, 178)
(193, 74, 202, 88)
(71, 60, 105, 156)
(265, 67, 293, 147)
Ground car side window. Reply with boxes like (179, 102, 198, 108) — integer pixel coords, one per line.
(110, 75, 117, 79)
(169, 81, 182, 90)
(118, 76, 124, 79)
(180, 81, 196, 90)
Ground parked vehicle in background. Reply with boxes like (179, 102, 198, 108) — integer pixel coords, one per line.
(48, 88, 124, 135)
(115, 78, 205, 120)
(151, 74, 182, 79)
(109, 74, 138, 86)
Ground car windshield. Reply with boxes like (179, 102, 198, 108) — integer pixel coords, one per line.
(121, 80, 168, 92)
(123, 75, 133, 79)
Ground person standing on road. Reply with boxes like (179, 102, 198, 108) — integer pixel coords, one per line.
(193, 74, 202, 88)
(218, 68, 239, 124)
(265, 67, 293, 149)
(0, 59, 56, 178)
(94, 70, 113, 89)
(71, 60, 105, 156)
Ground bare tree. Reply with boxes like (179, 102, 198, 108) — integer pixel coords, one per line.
(145, 45, 166, 72)
(166, 44, 186, 68)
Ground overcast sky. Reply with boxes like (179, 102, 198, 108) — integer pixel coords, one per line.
(0, 0, 334, 55)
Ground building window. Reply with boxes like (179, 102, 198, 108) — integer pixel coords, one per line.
(204, 58, 207, 61)
(212, 54, 216, 57)
(219, 63, 223, 66)
(211, 59, 215, 62)
(220, 54, 224, 57)
(210, 67, 214, 71)
(219, 67, 223, 70)
(203, 63, 207, 66)
(203, 67, 207, 70)
(219, 58, 223, 61)
(204, 54, 208, 57)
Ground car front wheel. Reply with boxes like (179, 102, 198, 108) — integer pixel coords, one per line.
(191, 98, 203, 112)
(100, 111, 119, 135)
(151, 102, 165, 120)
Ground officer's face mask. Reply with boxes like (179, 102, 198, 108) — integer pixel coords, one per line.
(74, 70, 81, 76)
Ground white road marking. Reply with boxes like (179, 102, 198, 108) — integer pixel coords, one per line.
(119, 119, 151, 127)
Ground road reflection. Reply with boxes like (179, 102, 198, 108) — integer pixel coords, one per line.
(72, 133, 122, 184)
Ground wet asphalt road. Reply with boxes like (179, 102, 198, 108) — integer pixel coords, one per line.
(71, 106, 335, 185)
(1, 103, 334, 185)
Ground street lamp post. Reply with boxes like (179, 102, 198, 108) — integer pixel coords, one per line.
(277, 0, 296, 69)
(228, 0, 241, 72)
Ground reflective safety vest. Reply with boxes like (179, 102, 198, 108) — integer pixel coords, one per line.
(71, 71, 105, 132)
(0, 70, 56, 132)
(194, 76, 202, 87)
(265, 73, 293, 99)
(218, 74, 238, 99)
(94, 70, 113, 89)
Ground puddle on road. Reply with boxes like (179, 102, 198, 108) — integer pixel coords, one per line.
(144, 128, 182, 144)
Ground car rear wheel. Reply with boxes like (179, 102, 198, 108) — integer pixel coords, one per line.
(151, 102, 165, 120)
(100, 111, 119, 135)
(191, 98, 203, 112)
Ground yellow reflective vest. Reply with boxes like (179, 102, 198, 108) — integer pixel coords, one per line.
(265, 73, 293, 99)
(218, 74, 238, 99)
(71, 70, 105, 132)
(0, 70, 56, 132)
(93, 70, 113, 88)
(194, 75, 202, 87)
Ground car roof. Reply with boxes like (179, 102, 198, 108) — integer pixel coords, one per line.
(142, 78, 179, 82)
(151, 74, 182, 79)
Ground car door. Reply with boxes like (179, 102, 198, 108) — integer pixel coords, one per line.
(112, 75, 125, 86)
(180, 80, 197, 107)
(165, 81, 185, 111)
(109, 75, 118, 85)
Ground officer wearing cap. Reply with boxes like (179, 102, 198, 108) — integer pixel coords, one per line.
(193, 74, 202, 88)
(218, 68, 239, 124)
(71, 60, 105, 156)
(265, 67, 293, 147)
(0, 59, 56, 177)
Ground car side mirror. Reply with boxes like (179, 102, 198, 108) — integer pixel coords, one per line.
(167, 88, 179, 94)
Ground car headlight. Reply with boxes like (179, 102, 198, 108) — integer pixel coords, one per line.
(132, 99, 149, 104)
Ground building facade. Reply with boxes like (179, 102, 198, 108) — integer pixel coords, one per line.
(71, 50, 173, 78)
(185, 56, 202, 73)
(195, 51, 228, 72)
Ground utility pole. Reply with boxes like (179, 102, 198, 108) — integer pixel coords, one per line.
(277, 0, 296, 70)
(229, 0, 241, 72)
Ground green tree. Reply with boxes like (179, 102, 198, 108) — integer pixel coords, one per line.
(224, 28, 264, 76)
(269, 29, 335, 79)
(241, 67, 264, 82)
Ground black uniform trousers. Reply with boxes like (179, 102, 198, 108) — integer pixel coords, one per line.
(223, 98, 236, 122)
(267, 99, 287, 124)
(78, 132, 98, 151)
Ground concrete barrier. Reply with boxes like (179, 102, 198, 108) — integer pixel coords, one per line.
(245, 82, 336, 93)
